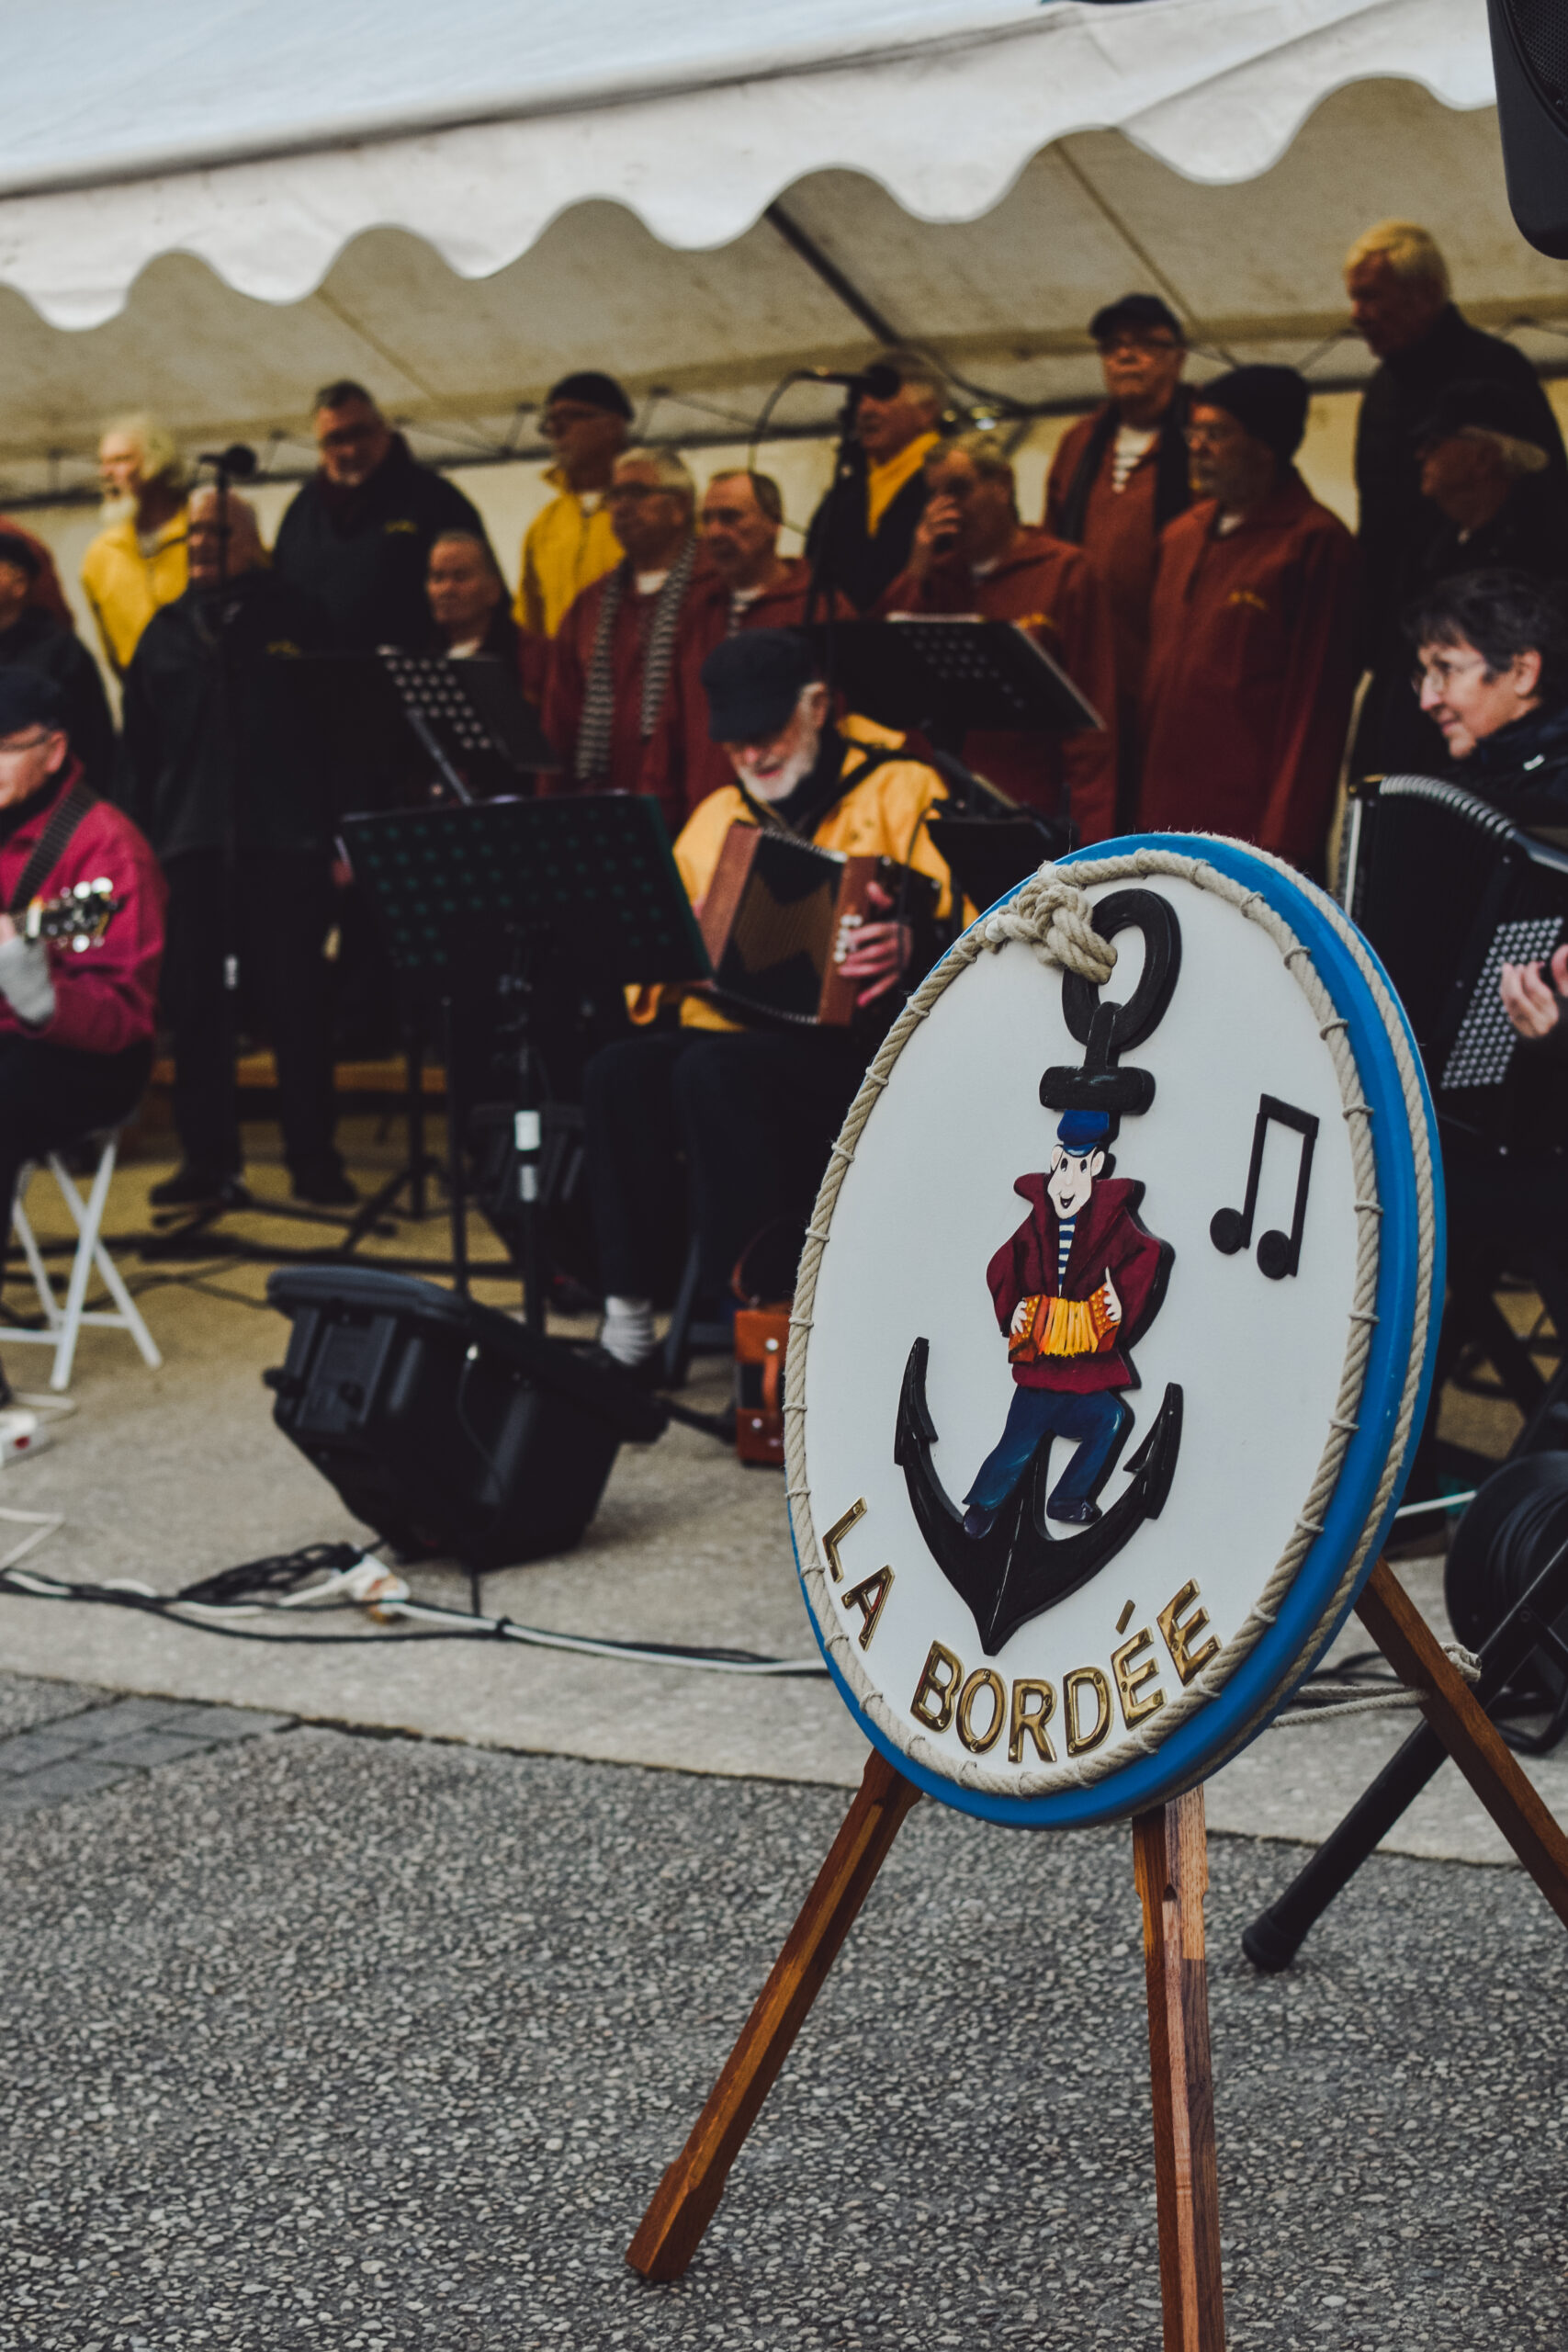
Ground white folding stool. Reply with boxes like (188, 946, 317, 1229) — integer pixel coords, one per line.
(2, 1131, 162, 1392)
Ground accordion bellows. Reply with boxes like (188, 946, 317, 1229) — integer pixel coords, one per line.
(698, 822, 922, 1027)
(1007, 1289, 1115, 1364)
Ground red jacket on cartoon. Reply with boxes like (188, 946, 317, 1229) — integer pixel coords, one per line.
(0, 763, 166, 1055)
(985, 1170, 1167, 1395)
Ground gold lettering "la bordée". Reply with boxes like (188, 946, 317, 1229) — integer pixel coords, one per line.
(908, 1580, 1221, 1762)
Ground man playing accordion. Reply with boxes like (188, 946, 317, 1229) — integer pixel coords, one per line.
(583, 628, 956, 1377)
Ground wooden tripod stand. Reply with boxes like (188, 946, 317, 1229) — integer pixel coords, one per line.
(627, 1558, 1568, 2347)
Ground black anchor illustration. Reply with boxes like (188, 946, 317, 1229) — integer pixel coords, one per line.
(894, 888, 1186, 1657)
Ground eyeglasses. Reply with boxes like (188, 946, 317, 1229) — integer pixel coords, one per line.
(1410, 652, 1491, 695)
(605, 482, 671, 505)
(1098, 334, 1181, 358)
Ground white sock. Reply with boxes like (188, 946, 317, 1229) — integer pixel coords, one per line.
(602, 1295, 655, 1367)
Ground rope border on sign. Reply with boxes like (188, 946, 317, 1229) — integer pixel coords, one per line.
(784, 845, 1438, 1802)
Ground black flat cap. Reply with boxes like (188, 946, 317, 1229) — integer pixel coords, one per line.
(1413, 377, 1547, 453)
(1089, 292, 1186, 347)
(0, 669, 66, 737)
(701, 628, 819, 742)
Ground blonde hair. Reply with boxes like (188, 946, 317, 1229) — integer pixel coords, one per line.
(1461, 427, 1550, 478)
(100, 413, 186, 491)
(616, 448, 695, 508)
(1344, 220, 1450, 299)
(927, 428, 1016, 489)
(188, 485, 265, 560)
(877, 349, 944, 406)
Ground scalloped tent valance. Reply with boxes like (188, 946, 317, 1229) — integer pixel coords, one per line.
(0, 0, 1495, 329)
(0, 0, 1536, 497)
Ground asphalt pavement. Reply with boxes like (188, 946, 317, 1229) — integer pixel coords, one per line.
(3, 1675, 1564, 2351)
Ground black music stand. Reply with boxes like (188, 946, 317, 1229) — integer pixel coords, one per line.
(343, 795, 710, 1322)
(803, 616, 1103, 759)
(298, 650, 559, 811)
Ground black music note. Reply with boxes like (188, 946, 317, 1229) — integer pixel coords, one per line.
(1210, 1093, 1319, 1280)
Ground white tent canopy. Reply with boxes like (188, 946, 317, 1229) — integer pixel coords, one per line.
(0, 0, 1544, 498)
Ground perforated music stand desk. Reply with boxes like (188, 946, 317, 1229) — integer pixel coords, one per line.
(804, 616, 1103, 750)
(344, 794, 710, 1306)
(341, 794, 708, 987)
(295, 650, 559, 808)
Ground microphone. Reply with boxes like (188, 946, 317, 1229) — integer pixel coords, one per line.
(198, 444, 258, 480)
(801, 364, 902, 402)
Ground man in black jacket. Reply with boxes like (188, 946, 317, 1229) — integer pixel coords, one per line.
(121, 489, 351, 1207)
(1346, 220, 1568, 769)
(805, 350, 943, 613)
(273, 380, 486, 652)
(1378, 382, 1567, 773)
(0, 532, 116, 796)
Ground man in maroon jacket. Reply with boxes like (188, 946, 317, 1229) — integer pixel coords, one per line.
(1046, 293, 1192, 827)
(1140, 366, 1359, 875)
(541, 451, 702, 799)
(0, 670, 165, 1404)
(641, 470, 851, 827)
(964, 1108, 1168, 1532)
(881, 433, 1118, 842)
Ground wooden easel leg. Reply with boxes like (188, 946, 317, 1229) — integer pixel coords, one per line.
(1133, 1786, 1226, 2352)
(1357, 1557, 1568, 1931)
(626, 1747, 921, 2283)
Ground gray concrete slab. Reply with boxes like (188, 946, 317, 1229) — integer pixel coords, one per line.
(1, 1722, 1564, 2350)
(2, 1146, 1565, 1863)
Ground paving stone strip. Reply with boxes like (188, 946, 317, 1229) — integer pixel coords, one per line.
(0, 1686, 294, 1813)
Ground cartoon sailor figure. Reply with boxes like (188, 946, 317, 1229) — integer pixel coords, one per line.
(963, 1107, 1171, 1535)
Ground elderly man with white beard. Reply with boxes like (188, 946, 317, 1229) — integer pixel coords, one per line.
(580, 628, 957, 1377)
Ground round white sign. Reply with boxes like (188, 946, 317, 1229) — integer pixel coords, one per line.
(787, 839, 1442, 1826)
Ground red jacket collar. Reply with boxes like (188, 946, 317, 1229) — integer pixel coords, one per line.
(1012, 1170, 1134, 1259)
(1192, 467, 1316, 542)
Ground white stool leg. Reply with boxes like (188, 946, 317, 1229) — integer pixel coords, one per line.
(7, 1165, 62, 1330)
(80, 1143, 161, 1370)
(49, 1145, 119, 1391)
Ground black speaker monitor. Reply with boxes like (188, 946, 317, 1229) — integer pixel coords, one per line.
(1489, 0, 1568, 258)
(265, 1268, 667, 1568)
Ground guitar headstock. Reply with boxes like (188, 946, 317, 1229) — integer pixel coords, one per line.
(23, 879, 122, 949)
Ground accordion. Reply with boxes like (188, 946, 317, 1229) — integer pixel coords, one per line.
(1343, 774, 1568, 1151)
(698, 823, 937, 1027)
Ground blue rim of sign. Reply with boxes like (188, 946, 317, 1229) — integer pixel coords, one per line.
(789, 833, 1447, 1828)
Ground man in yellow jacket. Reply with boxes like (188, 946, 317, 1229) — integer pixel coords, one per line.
(516, 373, 629, 641)
(80, 415, 189, 674)
(583, 628, 955, 1374)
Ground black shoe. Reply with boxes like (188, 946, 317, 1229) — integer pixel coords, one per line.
(577, 1340, 665, 1391)
(962, 1504, 998, 1540)
(150, 1165, 248, 1208)
(1048, 1497, 1101, 1526)
(291, 1163, 358, 1207)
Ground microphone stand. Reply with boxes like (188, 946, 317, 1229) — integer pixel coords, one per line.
(804, 385, 868, 711)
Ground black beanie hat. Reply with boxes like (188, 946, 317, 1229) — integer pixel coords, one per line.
(1195, 366, 1310, 465)
(546, 370, 633, 422)
(0, 668, 66, 738)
